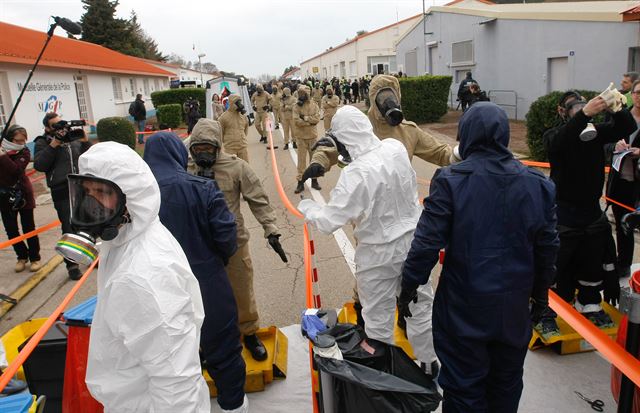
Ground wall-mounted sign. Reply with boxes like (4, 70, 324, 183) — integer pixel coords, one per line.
(17, 81, 72, 93)
(38, 95, 63, 113)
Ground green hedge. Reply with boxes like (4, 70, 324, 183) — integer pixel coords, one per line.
(156, 104, 182, 129)
(96, 117, 136, 149)
(150, 88, 206, 118)
(399, 75, 452, 123)
(525, 90, 600, 161)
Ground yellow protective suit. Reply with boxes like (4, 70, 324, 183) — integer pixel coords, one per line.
(251, 85, 272, 138)
(218, 94, 250, 162)
(321, 88, 340, 131)
(188, 120, 280, 336)
(293, 85, 321, 181)
(281, 88, 296, 145)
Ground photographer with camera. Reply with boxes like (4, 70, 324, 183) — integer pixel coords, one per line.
(0, 125, 41, 273)
(33, 112, 91, 280)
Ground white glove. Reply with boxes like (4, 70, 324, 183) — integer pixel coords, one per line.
(450, 145, 462, 164)
(600, 82, 627, 113)
(298, 199, 320, 217)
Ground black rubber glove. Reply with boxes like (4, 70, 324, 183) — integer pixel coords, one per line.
(268, 234, 288, 263)
(530, 291, 549, 323)
(301, 163, 325, 182)
(262, 105, 269, 111)
(604, 272, 620, 307)
(622, 210, 640, 235)
(398, 279, 418, 319)
(252, 106, 257, 111)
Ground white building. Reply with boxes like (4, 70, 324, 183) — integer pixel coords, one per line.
(299, 14, 422, 80)
(0, 21, 173, 140)
(141, 58, 215, 88)
(395, 0, 640, 119)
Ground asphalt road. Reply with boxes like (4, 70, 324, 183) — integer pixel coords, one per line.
(0, 111, 626, 412)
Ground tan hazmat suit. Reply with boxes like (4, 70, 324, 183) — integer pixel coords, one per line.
(293, 85, 321, 181)
(271, 87, 282, 126)
(218, 94, 250, 162)
(251, 85, 272, 138)
(281, 87, 296, 145)
(312, 86, 323, 106)
(187, 119, 280, 336)
(321, 87, 340, 131)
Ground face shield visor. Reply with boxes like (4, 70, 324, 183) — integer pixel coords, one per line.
(375, 88, 404, 126)
(55, 175, 128, 265)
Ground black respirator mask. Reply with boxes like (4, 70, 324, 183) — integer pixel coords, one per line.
(327, 132, 352, 167)
(55, 175, 129, 265)
(191, 143, 220, 179)
(235, 100, 246, 115)
(297, 94, 308, 106)
(375, 88, 404, 126)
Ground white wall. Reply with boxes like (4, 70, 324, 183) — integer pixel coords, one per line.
(0, 62, 169, 140)
(300, 16, 420, 80)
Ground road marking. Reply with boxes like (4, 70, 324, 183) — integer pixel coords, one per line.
(273, 120, 356, 276)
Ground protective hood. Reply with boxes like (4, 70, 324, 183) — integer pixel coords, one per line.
(368, 75, 401, 124)
(143, 132, 188, 180)
(228, 94, 242, 113)
(283, 87, 291, 97)
(256, 84, 264, 93)
(457, 102, 511, 160)
(78, 141, 161, 247)
(189, 118, 223, 149)
(330, 105, 381, 159)
(298, 85, 310, 98)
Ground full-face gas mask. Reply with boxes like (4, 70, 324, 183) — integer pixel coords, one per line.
(190, 142, 220, 179)
(375, 88, 404, 126)
(560, 92, 597, 142)
(55, 175, 129, 265)
(235, 99, 246, 115)
(326, 131, 352, 167)
(297, 93, 308, 106)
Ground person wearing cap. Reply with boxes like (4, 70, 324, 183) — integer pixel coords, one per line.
(0, 125, 41, 273)
(33, 112, 91, 280)
(538, 89, 637, 338)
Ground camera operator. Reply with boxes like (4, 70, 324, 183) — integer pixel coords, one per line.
(33, 112, 91, 280)
(538, 90, 637, 338)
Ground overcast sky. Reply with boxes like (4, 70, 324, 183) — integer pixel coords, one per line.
(0, 0, 449, 77)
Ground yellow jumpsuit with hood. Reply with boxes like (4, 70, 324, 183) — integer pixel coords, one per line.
(188, 119, 280, 337)
(218, 94, 250, 162)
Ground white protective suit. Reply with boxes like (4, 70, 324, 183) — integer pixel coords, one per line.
(82, 142, 211, 413)
(298, 106, 435, 364)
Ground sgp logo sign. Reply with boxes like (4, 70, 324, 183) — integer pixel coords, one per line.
(38, 95, 63, 113)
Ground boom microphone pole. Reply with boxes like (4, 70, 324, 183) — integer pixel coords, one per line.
(0, 16, 82, 144)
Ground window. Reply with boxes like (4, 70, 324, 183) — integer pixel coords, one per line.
(349, 61, 356, 77)
(129, 78, 136, 98)
(340, 61, 346, 78)
(74, 75, 88, 120)
(111, 77, 122, 101)
(333, 64, 338, 77)
(143, 78, 150, 96)
(154, 78, 160, 92)
(367, 56, 395, 75)
(452, 40, 474, 65)
(630, 47, 640, 72)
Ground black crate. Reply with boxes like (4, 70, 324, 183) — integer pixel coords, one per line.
(18, 322, 68, 413)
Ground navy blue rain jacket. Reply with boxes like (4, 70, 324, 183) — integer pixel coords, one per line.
(402, 102, 559, 343)
(143, 132, 238, 278)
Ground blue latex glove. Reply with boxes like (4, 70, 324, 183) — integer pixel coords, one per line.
(301, 310, 327, 341)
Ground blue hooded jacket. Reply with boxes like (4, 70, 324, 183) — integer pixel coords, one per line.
(402, 102, 559, 343)
(143, 132, 238, 278)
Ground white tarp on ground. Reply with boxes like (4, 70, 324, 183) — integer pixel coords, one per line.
(210, 325, 313, 413)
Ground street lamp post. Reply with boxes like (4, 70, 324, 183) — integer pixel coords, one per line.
(198, 53, 206, 88)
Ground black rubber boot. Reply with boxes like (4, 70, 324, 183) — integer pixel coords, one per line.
(311, 179, 321, 190)
(293, 142, 298, 149)
(244, 334, 268, 361)
(260, 136, 267, 143)
(294, 181, 305, 194)
(283, 143, 289, 150)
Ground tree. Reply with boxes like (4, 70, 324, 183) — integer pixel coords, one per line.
(202, 62, 218, 73)
(356, 29, 368, 36)
(80, 1, 165, 60)
(282, 65, 298, 75)
(166, 53, 186, 67)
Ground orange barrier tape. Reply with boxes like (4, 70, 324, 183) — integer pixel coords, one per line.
(136, 128, 172, 135)
(266, 118, 319, 413)
(25, 169, 36, 177)
(0, 258, 99, 393)
(0, 220, 60, 250)
(548, 290, 640, 387)
(29, 173, 46, 184)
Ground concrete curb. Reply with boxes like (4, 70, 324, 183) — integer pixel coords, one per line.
(0, 255, 64, 319)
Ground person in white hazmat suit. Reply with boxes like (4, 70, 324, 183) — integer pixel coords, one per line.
(60, 142, 211, 412)
(298, 106, 437, 375)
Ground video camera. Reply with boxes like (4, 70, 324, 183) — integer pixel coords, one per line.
(51, 119, 86, 143)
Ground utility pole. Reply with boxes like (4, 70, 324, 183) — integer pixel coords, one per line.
(198, 53, 206, 88)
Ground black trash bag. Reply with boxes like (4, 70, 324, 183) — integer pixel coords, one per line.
(315, 324, 441, 413)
